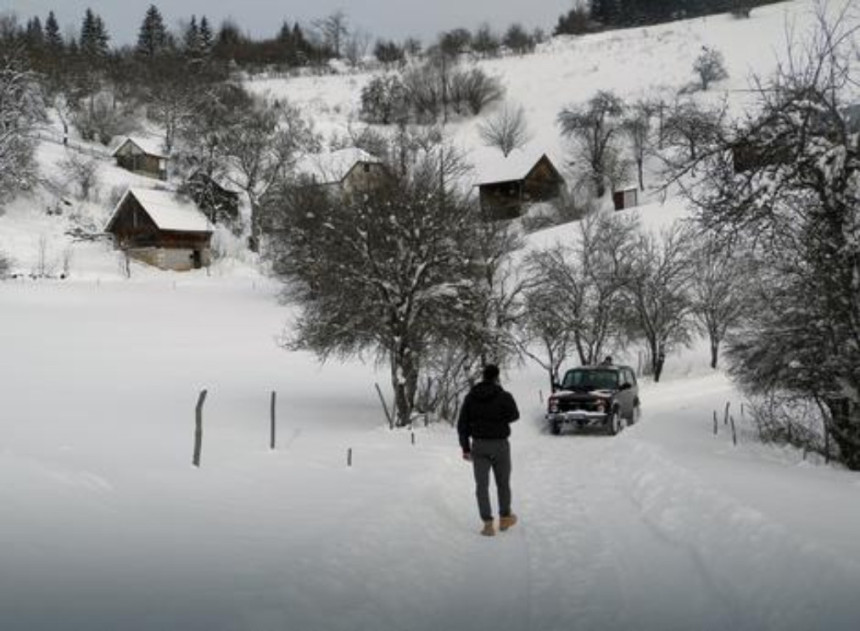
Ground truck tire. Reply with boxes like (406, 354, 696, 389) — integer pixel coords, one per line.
(607, 409, 620, 436)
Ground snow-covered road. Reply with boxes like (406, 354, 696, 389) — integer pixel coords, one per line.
(2, 279, 860, 630)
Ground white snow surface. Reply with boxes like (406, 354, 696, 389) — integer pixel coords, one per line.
(2, 2, 860, 628)
(1, 276, 859, 631)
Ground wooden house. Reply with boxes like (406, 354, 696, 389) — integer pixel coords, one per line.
(104, 187, 213, 271)
(613, 187, 639, 211)
(111, 136, 169, 180)
(475, 150, 565, 220)
(184, 170, 241, 225)
(294, 148, 387, 196)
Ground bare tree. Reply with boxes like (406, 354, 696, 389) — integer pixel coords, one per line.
(689, 234, 752, 369)
(315, 10, 349, 58)
(268, 139, 513, 426)
(60, 152, 99, 200)
(524, 212, 640, 371)
(478, 102, 531, 157)
(692, 46, 729, 91)
(661, 99, 726, 164)
(344, 29, 372, 67)
(518, 279, 576, 391)
(220, 98, 317, 251)
(622, 100, 655, 192)
(626, 222, 695, 382)
(558, 90, 625, 198)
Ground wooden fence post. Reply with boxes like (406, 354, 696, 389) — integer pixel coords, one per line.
(713, 410, 718, 435)
(724, 401, 730, 426)
(270, 391, 277, 450)
(347, 448, 353, 467)
(730, 415, 737, 446)
(193, 389, 208, 467)
(375, 382, 394, 430)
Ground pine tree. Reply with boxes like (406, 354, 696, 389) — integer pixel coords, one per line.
(45, 11, 63, 54)
(79, 8, 109, 61)
(199, 16, 213, 56)
(183, 15, 201, 58)
(25, 18, 45, 49)
(137, 4, 168, 58)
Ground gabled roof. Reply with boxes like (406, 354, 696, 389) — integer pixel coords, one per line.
(105, 187, 212, 233)
(188, 168, 242, 195)
(111, 136, 170, 159)
(473, 147, 564, 186)
(294, 148, 382, 185)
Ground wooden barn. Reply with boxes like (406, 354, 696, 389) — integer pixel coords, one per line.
(184, 170, 241, 225)
(294, 148, 387, 196)
(111, 136, 169, 180)
(475, 150, 565, 220)
(104, 187, 213, 271)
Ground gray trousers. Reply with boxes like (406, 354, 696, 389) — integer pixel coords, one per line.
(471, 439, 512, 521)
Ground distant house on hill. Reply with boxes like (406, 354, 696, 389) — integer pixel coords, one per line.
(184, 170, 241, 226)
(294, 148, 387, 195)
(612, 186, 639, 211)
(104, 187, 213, 271)
(475, 150, 565, 220)
(111, 136, 169, 180)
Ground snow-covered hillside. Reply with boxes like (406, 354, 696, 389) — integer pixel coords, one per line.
(3, 2, 860, 629)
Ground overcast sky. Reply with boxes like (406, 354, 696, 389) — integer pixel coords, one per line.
(8, 0, 576, 45)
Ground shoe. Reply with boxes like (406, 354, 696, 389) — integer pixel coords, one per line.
(499, 514, 518, 531)
(480, 520, 496, 536)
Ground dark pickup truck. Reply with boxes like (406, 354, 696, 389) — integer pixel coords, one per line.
(546, 365, 640, 435)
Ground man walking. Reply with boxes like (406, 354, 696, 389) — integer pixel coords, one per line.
(458, 364, 520, 536)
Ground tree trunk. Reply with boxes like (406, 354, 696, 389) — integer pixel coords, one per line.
(825, 397, 860, 470)
(637, 157, 644, 192)
(391, 345, 419, 427)
(710, 337, 719, 369)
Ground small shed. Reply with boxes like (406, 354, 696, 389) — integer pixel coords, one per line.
(294, 148, 387, 195)
(613, 187, 639, 211)
(111, 136, 169, 180)
(184, 170, 241, 225)
(104, 187, 213, 271)
(475, 150, 565, 220)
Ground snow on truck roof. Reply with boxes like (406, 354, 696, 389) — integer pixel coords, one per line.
(106, 187, 212, 233)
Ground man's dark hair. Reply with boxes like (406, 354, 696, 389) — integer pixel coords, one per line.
(482, 364, 500, 382)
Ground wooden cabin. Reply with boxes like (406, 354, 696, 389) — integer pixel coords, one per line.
(613, 187, 639, 211)
(111, 136, 169, 180)
(294, 148, 387, 196)
(475, 151, 565, 220)
(184, 170, 241, 225)
(104, 187, 213, 271)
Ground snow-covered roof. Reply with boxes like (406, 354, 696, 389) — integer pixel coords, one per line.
(472, 147, 563, 185)
(294, 148, 382, 185)
(106, 187, 212, 233)
(111, 136, 170, 159)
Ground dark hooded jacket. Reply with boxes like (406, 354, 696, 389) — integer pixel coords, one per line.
(457, 381, 520, 453)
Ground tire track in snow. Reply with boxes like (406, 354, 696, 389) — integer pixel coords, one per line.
(515, 422, 729, 631)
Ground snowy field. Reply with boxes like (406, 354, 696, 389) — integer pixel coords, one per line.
(3, 1, 860, 628)
(2, 273, 860, 630)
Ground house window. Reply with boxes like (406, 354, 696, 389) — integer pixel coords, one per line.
(363, 163, 371, 173)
